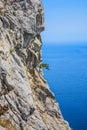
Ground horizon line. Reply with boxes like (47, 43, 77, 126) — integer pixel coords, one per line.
(42, 41, 87, 44)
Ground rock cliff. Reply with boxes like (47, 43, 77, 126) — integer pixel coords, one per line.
(0, 0, 71, 130)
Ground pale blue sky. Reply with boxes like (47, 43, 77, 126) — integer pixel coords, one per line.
(41, 0, 87, 44)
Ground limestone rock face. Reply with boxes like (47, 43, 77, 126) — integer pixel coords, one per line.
(0, 0, 71, 130)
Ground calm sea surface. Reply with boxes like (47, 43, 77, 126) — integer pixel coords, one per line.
(42, 44, 87, 130)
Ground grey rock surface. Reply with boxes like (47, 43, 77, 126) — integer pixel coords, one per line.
(0, 0, 71, 130)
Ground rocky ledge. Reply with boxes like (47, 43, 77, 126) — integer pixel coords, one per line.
(0, 0, 71, 130)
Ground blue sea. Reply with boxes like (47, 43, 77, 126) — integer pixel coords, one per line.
(42, 44, 87, 130)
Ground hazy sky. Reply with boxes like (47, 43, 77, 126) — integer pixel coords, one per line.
(42, 0, 87, 43)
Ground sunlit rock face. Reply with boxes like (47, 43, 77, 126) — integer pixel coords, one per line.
(0, 0, 71, 130)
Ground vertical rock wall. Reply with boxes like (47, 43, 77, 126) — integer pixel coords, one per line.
(0, 0, 71, 130)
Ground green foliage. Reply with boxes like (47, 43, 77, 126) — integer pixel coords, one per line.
(40, 63, 49, 70)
